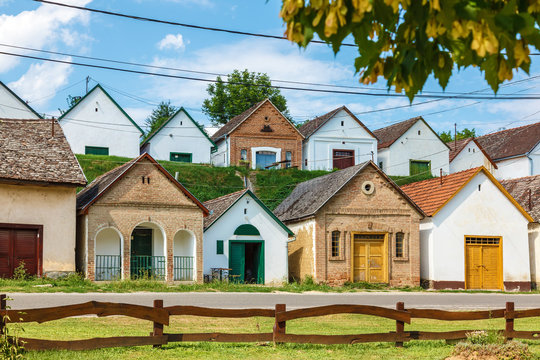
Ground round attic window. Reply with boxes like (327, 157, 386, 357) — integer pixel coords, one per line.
(362, 181, 375, 195)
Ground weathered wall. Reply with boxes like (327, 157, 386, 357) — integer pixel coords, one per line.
(286, 219, 316, 281)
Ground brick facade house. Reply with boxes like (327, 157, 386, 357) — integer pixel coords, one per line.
(274, 161, 425, 286)
(76, 153, 208, 282)
(211, 99, 304, 169)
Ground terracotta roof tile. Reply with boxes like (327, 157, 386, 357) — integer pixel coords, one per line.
(372, 117, 422, 149)
(476, 122, 540, 161)
(0, 119, 86, 186)
(501, 175, 540, 222)
(203, 189, 248, 229)
(210, 100, 266, 142)
(401, 167, 480, 216)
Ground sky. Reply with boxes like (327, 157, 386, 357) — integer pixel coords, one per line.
(1, 0, 540, 136)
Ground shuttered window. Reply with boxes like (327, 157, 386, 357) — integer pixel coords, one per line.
(216, 240, 224, 255)
(170, 152, 192, 163)
(85, 146, 109, 155)
(410, 160, 431, 176)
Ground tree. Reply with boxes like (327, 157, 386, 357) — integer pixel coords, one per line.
(144, 101, 178, 138)
(59, 95, 82, 115)
(439, 127, 476, 142)
(202, 69, 290, 125)
(280, 0, 536, 100)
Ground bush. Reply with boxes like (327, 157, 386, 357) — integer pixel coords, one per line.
(0, 298, 25, 359)
(450, 331, 532, 360)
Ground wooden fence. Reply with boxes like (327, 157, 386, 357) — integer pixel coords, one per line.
(1, 294, 540, 351)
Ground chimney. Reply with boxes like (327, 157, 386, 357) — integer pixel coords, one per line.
(440, 168, 443, 186)
(51, 117, 55, 138)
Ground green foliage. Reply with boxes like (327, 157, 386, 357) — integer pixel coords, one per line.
(12, 262, 29, 281)
(202, 69, 290, 125)
(255, 168, 331, 210)
(280, 0, 537, 100)
(454, 332, 532, 359)
(144, 101, 179, 139)
(1, 298, 26, 360)
(390, 173, 434, 186)
(439, 127, 477, 142)
(465, 330, 504, 345)
(59, 95, 82, 115)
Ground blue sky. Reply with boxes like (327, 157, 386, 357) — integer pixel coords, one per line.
(1, 0, 540, 136)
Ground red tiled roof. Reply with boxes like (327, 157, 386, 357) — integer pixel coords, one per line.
(401, 168, 480, 216)
(476, 122, 540, 161)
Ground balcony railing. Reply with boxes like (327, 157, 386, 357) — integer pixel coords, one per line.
(130, 255, 166, 280)
(95, 255, 121, 281)
(173, 256, 194, 281)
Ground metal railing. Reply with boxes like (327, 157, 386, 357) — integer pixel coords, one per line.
(173, 256, 194, 281)
(95, 255, 121, 281)
(130, 255, 166, 280)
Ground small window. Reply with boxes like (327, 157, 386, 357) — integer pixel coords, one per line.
(85, 146, 109, 155)
(341, 121, 344, 126)
(170, 152, 192, 163)
(378, 161, 383, 169)
(473, 148, 475, 153)
(285, 151, 292, 168)
(244, 208, 247, 214)
(395, 232, 405, 258)
(418, 130, 421, 135)
(180, 121, 183, 126)
(331, 231, 340, 257)
(240, 149, 247, 161)
(216, 240, 224, 255)
(305, 159, 308, 167)
(478, 184, 481, 191)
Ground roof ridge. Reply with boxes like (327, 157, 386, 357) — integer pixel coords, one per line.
(477, 121, 540, 139)
(203, 188, 248, 205)
(373, 116, 422, 132)
(401, 167, 480, 189)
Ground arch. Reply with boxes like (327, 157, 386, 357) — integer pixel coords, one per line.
(94, 227, 123, 281)
(173, 229, 196, 281)
(130, 221, 166, 280)
(234, 224, 260, 236)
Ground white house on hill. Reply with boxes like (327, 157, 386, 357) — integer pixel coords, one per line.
(449, 137, 498, 174)
(299, 106, 378, 171)
(58, 84, 143, 158)
(0, 81, 41, 119)
(140, 107, 215, 163)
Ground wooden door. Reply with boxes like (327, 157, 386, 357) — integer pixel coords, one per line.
(0, 225, 41, 278)
(352, 234, 387, 283)
(333, 150, 354, 170)
(465, 236, 502, 290)
(229, 242, 245, 282)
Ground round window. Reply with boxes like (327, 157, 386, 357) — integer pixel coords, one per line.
(362, 181, 375, 195)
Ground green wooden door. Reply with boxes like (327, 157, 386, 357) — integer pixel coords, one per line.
(229, 242, 245, 283)
(131, 229, 152, 277)
(410, 160, 430, 176)
(253, 244, 264, 284)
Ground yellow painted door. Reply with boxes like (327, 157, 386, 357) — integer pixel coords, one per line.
(465, 245, 482, 289)
(353, 241, 367, 282)
(368, 241, 385, 282)
(482, 246, 500, 289)
(353, 235, 386, 283)
(465, 237, 501, 290)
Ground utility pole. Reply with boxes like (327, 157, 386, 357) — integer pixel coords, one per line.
(86, 76, 90, 94)
(454, 123, 457, 150)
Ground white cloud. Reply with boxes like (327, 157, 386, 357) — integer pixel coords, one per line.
(157, 34, 186, 51)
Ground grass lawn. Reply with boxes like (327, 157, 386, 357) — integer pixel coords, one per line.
(10, 314, 540, 359)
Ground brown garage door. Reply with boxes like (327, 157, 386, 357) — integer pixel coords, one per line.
(333, 150, 354, 170)
(0, 224, 42, 278)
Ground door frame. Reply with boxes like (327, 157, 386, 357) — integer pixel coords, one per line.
(0, 223, 43, 277)
(228, 240, 265, 284)
(350, 232, 388, 283)
(332, 149, 355, 169)
(464, 235, 503, 290)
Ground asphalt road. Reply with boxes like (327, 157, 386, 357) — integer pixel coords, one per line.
(5, 291, 540, 310)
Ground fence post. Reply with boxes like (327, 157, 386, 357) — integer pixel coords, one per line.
(273, 304, 286, 344)
(395, 302, 404, 347)
(505, 302, 514, 341)
(0, 294, 6, 335)
(152, 299, 164, 348)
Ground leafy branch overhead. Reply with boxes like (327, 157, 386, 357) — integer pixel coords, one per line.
(280, 0, 536, 100)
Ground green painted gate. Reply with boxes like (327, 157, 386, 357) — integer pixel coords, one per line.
(228, 241, 264, 284)
(131, 229, 152, 278)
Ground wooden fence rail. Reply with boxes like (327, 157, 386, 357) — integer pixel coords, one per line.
(1, 294, 539, 351)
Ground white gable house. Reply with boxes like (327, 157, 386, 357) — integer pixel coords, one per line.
(374, 117, 450, 177)
(140, 107, 215, 163)
(203, 189, 294, 284)
(58, 84, 143, 157)
(0, 81, 41, 119)
(449, 138, 498, 174)
(299, 106, 378, 171)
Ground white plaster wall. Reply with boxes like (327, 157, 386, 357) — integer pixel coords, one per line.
(419, 220, 433, 282)
(0, 184, 77, 273)
(529, 142, 540, 176)
(174, 230, 195, 257)
(424, 172, 530, 285)
(211, 139, 229, 167)
(495, 157, 531, 180)
(303, 109, 377, 171)
(529, 223, 540, 287)
(384, 120, 450, 176)
(95, 228, 121, 256)
(145, 111, 213, 163)
(450, 141, 495, 174)
(203, 193, 290, 284)
(377, 148, 390, 173)
(59, 87, 142, 157)
(0, 85, 40, 119)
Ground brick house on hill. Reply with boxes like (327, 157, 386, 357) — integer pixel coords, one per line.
(211, 99, 304, 169)
(274, 161, 425, 286)
(76, 153, 208, 282)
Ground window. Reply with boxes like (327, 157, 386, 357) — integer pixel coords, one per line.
(85, 146, 109, 155)
(410, 160, 431, 176)
(331, 231, 340, 257)
(395, 232, 404, 258)
(305, 159, 308, 167)
(285, 151, 292, 168)
(378, 161, 383, 169)
(418, 130, 421, 135)
(180, 121, 183, 126)
(240, 149, 247, 161)
(341, 121, 344, 126)
(170, 152, 192, 163)
(216, 240, 224, 254)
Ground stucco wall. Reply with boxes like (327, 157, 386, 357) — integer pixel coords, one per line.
(450, 141, 495, 174)
(530, 142, 540, 176)
(211, 138, 229, 167)
(0, 86, 40, 119)
(0, 184, 77, 274)
(303, 109, 377, 171)
(286, 219, 315, 281)
(421, 172, 531, 289)
(530, 223, 540, 288)
(495, 157, 531, 180)
(145, 110, 213, 163)
(59, 87, 142, 157)
(203, 193, 290, 284)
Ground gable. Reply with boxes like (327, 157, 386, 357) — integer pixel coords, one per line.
(0, 82, 41, 119)
(313, 109, 376, 140)
(393, 119, 448, 151)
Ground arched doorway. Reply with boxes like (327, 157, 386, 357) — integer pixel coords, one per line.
(173, 230, 195, 281)
(229, 224, 264, 284)
(130, 222, 166, 280)
(95, 227, 122, 281)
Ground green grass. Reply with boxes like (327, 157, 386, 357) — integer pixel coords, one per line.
(76, 154, 244, 202)
(10, 313, 540, 359)
(389, 173, 435, 186)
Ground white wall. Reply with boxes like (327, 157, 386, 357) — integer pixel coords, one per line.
(303, 109, 377, 171)
(203, 193, 290, 284)
(211, 138, 229, 167)
(530, 223, 540, 288)
(530, 142, 540, 176)
(0, 85, 40, 119)
(495, 156, 531, 180)
(145, 110, 213, 163)
(0, 184, 77, 273)
(174, 230, 195, 257)
(450, 141, 495, 174)
(59, 87, 142, 157)
(421, 172, 531, 287)
(95, 228, 121, 256)
(383, 120, 449, 176)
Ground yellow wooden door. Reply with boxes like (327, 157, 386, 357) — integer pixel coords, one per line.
(368, 241, 385, 282)
(482, 246, 500, 289)
(352, 234, 387, 283)
(465, 245, 482, 289)
(465, 237, 502, 290)
(353, 241, 367, 282)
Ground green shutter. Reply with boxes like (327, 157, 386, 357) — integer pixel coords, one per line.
(85, 146, 109, 155)
(229, 243, 245, 283)
(216, 240, 224, 255)
(170, 152, 192, 163)
(410, 160, 430, 176)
